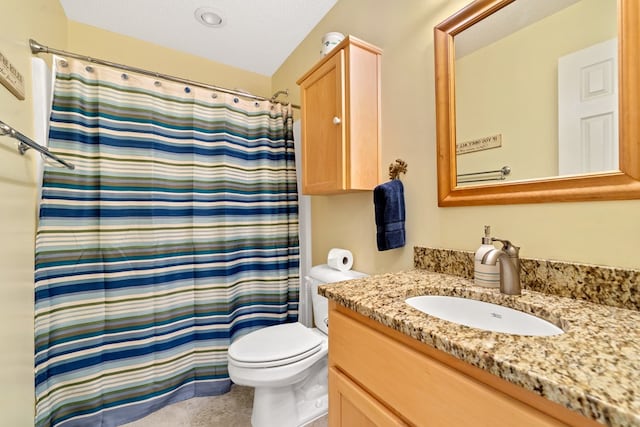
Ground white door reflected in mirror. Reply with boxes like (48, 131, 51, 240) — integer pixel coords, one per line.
(558, 38, 618, 175)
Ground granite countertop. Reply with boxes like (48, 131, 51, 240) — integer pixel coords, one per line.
(319, 269, 640, 427)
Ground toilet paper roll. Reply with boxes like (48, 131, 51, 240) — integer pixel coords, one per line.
(327, 248, 354, 272)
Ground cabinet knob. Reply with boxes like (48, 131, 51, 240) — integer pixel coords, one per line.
(332, 116, 341, 125)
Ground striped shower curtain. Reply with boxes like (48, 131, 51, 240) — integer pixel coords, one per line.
(34, 57, 299, 427)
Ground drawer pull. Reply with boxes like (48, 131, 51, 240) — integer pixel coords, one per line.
(332, 116, 341, 125)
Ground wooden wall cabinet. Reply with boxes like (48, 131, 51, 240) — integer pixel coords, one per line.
(328, 302, 600, 427)
(296, 36, 382, 195)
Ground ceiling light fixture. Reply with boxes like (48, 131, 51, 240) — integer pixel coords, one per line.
(195, 7, 225, 28)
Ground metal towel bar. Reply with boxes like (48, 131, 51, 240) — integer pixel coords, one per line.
(0, 119, 75, 170)
(457, 165, 510, 184)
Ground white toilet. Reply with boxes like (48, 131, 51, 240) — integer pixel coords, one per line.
(227, 265, 367, 427)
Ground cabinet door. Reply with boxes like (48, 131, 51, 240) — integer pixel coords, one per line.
(299, 49, 345, 194)
(329, 367, 407, 427)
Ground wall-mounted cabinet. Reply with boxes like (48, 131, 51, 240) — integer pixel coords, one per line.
(296, 36, 382, 195)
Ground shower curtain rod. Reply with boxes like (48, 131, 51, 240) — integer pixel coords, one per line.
(29, 39, 301, 110)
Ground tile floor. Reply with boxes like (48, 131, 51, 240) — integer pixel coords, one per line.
(123, 385, 328, 427)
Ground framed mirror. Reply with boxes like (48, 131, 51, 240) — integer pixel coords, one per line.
(434, 0, 640, 206)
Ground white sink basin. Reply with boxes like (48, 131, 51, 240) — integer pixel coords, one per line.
(405, 295, 563, 336)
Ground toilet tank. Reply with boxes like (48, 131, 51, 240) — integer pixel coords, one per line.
(305, 265, 367, 334)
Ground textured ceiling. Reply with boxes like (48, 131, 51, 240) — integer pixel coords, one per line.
(59, 0, 337, 76)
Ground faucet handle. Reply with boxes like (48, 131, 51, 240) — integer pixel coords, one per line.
(491, 238, 520, 257)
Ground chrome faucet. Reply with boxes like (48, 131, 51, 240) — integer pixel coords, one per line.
(481, 238, 521, 295)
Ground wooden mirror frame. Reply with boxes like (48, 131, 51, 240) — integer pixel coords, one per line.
(434, 0, 640, 206)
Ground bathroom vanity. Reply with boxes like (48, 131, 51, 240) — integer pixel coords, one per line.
(320, 268, 640, 426)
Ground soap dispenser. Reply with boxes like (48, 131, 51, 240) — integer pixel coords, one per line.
(474, 225, 500, 288)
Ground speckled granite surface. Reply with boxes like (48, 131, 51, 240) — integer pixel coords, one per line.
(414, 246, 640, 311)
(319, 270, 640, 427)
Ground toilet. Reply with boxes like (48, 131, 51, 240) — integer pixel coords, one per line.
(227, 265, 367, 427)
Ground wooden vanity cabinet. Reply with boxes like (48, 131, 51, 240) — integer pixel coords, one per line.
(328, 301, 600, 427)
(296, 36, 381, 195)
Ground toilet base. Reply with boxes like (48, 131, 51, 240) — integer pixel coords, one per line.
(250, 359, 328, 427)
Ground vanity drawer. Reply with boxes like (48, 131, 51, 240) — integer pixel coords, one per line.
(329, 307, 567, 427)
(329, 367, 407, 426)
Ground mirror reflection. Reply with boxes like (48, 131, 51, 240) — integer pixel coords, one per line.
(453, 0, 617, 186)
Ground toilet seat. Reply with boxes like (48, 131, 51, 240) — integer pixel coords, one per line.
(228, 323, 323, 368)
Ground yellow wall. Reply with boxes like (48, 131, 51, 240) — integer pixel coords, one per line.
(272, 0, 640, 273)
(1, 1, 67, 425)
(456, 0, 617, 182)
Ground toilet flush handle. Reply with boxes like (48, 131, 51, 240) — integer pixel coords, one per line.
(324, 317, 329, 328)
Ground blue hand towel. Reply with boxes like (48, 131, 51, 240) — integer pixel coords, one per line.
(373, 180, 406, 251)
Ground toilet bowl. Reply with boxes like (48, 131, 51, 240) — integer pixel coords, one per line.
(227, 265, 367, 427)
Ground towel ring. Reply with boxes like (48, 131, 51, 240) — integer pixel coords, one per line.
(388, 159, 408, 180)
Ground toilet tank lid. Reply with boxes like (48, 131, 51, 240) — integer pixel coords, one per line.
(308, 264, 367, 284)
